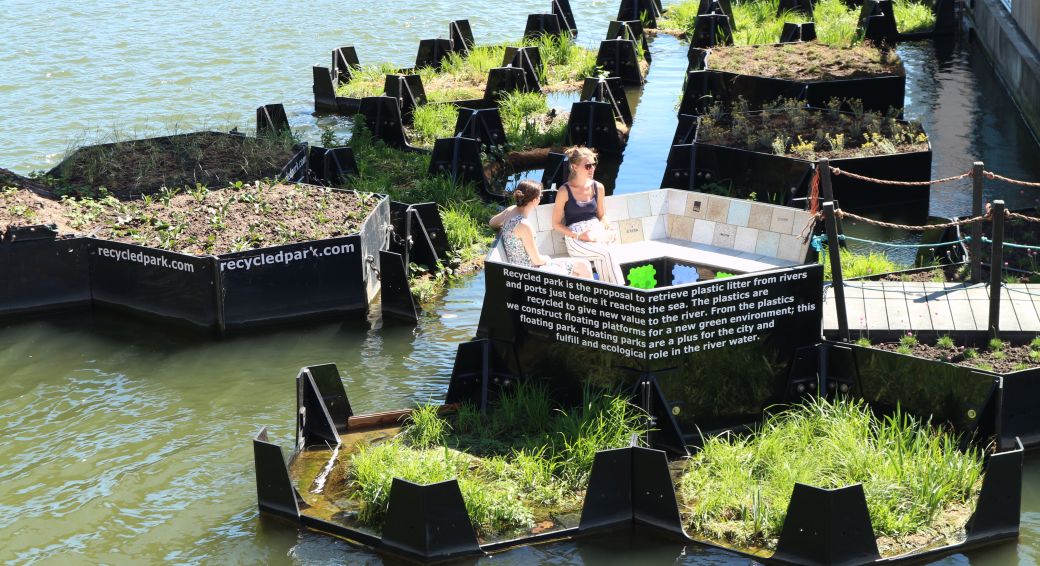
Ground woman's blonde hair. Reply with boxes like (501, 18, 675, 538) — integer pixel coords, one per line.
(565, 146, 597, 166)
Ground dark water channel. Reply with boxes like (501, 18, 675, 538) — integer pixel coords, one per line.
(3, 1, 1040, 563)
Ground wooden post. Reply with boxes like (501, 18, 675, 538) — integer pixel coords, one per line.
(971, 161, 984, 283)
(988, 200, 1005, 339)
(819, 159, 835, 202)
(823, 202, 850, 341)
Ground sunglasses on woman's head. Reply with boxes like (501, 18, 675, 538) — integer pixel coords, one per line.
(582, 162, 597, 171)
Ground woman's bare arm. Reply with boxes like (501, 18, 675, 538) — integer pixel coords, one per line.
(515, 221, 546, 266)
(489, 205, 517, 229)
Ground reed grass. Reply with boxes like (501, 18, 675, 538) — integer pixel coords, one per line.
(678, 397, 983, 549)
(658, 0, 936, 45)
(345, 383, 648, 537)
(821, 247, 903, 280)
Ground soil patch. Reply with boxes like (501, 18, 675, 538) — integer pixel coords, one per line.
(46, 132, 300, 198)
(705, 42, 903, 81)
(871, 338, 1040, 374)
(0, 182, 376, 256)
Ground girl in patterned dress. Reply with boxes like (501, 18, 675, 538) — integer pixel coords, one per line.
(490, 181, 593, 278)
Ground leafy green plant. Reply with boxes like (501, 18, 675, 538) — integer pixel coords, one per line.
(963, 347, 979, 360)
(820, 247, 902, 280)
(855, 336, 872, 347)
(936, 335, 955, 350)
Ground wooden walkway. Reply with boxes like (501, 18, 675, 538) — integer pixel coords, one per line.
(822, 282, 1040, 333)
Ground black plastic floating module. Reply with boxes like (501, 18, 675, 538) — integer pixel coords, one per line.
(581, 76, 633, 126)
(696, 0, 734, 21)
(779, 21, 817, 43)
(415, 38, 454, 70)
(607, 20, 651, 63)
(540, 151, 568, 193)
(358, 96, 418, 151)
(257, 103, 290, 137)
(383, 74, 427, 124)
(553, 0, 577, 36)
(484, 66, 534, 101)
(449, 19, 475, 54)
(307, 145, 359, 186)
(617, 0, 661, 28)
(567, 100, 625, 155)
(596, 38, 644, 85)
(428, 136, 492, 196)
(454, 107, 507, 147)
(332, 45, 360, 84)
(777, 0, 813, 18)
(502, 46, 544, 93)
(690, 13, 734, 48)
(524, 13, 567, 39)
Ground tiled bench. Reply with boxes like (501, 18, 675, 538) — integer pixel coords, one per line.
(490, 188, 814, 285)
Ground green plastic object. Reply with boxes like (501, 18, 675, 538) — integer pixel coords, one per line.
(627, 264, 658, 289)
(715, 271, 735, 279)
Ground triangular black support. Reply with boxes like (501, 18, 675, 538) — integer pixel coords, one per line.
(256, 104, 290, 138)
(299, 364, 352, 434)
(617, 0, 661, 28)
(641, 376, 690, 456)
(697, 0, 734, 22)
(502, 46, 544, 93)
(379, 250, 419, 324)
(690, 13, 734, 48)
(965, 439, 1024, 543)
(406, 207, 440, 272)
(410, 202, 448, 259)
(444, 339, 520, 409)
(859, 0, 898, 42)
(778, 0, 814, 17)
(606, 20, 651, 63)
(581, 76, 633, 126)
(595, 39, 644, 85)
(454, 107, 508, 147)
(295, 369, 341, 449)
(484, 66, 530, 100)
(773, 483, 882, 565)
(579, 447, 633, 530)
(631, 446, 686, 535)
(384, 74, 427, 124)
(307, 146, 359, 185)
(253, 427, 304, 520)
(553, 0, 577, 35)
(359, 96, 412, 149)
(779, 21, 818, 43)
(428, 136, 490, 193)
(659, 143, 696, 190)
(524, 13, 566, 39)
(381, 478, 482, 561)
(540, 151, 569, 189)
(415, 38, 454, 70)
(567, 100, 624, 155)
(332, 46, 360, 84)
(449, 19, 475, 54)
(313, 66, 339, 113)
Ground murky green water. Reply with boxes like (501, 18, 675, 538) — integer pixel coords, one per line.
(3, 0, 1040, 563)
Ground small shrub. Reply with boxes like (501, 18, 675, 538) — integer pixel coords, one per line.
(988, 338, 1005, 352)
(1029, 336, 1040, 352)
(935, 335, 955, 350)
(963, 347, 979, 360)
(855, 336, 872, 347)
(899, 333, 919, 348)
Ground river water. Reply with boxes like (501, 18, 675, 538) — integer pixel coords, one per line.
(3, 0, 1040, 564)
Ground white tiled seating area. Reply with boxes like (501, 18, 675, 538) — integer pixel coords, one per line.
(488, 189, 815, 280)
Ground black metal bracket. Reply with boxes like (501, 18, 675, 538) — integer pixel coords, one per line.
(773, 483, 882, 565)
(359, 96, 414, 150)
(606, 20, 651, 63)
(502, 46, 544, 93)
(449, 19, 475, 54)
(690, 13, 734, 48)
(540, 151, 569, 190)
(253, 427, 305, 521)
(617, 0, 661, 28)
(859, 0, 898, 43)
(307, 146, 359, 185)
(484, 66, 530, 100)
(524, 13, 566, 39)
(381, 478, 482, 561)
(384, 74, 427, 124)
(415, 38, 454, 70)
(553, 0, 577, 35)
(296, 366, 342, 448)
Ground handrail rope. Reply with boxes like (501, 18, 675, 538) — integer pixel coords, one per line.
(1007, 211, 1040, 223)
(984, 171, 1040, 188)
(810, 233, 968, 251)
(834, 209, 990, 231)
(830, 167, 972, 186)
(980, 236, 1040, 251)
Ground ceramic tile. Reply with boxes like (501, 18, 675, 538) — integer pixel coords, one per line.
(748, 204, 773, 230)
(603, 196, 626, 223)
(712, 223, 737, 248)
(648, 191, 668, 216)
(670, 215, 694, 240)
(705, 197, 730, 223)
(685, 194, 707, 219)
(619, 218, 645, 243)
(791, 212, 812, 235)
(691, 219, 715, 244)
(535, 204, 554, 231)
(775, 234, 804, 262)
(666, 191, 688, 215)
(755, 231, 780, 257)
(735, 226, 759, 253)
(642, 215, 668, 240)
(626, 193, 651, 218)
(727, 200, 751, 227)
(769, 208, 795, 235)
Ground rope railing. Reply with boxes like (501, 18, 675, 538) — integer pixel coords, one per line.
(835, 209, 990, 231)
(826, 166, 1040, 188)
(984, 171, 1040, 188)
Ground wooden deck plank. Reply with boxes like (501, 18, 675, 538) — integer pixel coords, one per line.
(885, 296, 911, 329)
(1011, 299, 1040, 332)
(925, 293, 955, 331)
(864, 298, 889, 331)
(969, 299, 991, 331)
(995, 287, 1021, 332)
(906, 296, 933, 331)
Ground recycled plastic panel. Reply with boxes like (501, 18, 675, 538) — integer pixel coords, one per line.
(332, 46, 360, 83)
(679, 70, 906, 116)
(685, 142, 813, 204)
(381, 478, 481, 561)
(840, 343, 998, 436)
(1000, 369, 1040, 448)
(772, 484, 881, 565)
(0, 230, 91, 316)
(253, 427, 302, 520)
(218, 235, 366, 330)
(596, 39, 644, 85)
(568, 101, 624, 155)
(88, 240, 218, 329)
(478, 259, 823, 437)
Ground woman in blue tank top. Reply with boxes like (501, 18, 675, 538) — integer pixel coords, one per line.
(551, 146, 625, 285)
